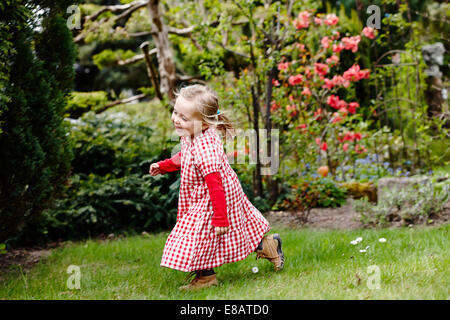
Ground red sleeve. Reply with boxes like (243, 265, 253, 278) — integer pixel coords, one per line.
(157, 151, 181, 174)
(205, 171, 229, 227)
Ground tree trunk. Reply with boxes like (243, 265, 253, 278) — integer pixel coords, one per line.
(265, 66, 279, 204)
(146, 0, 177, 103)
(251, 86, 263, 197)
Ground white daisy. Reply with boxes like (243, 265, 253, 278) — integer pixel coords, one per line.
(252, 266, 259, 273)
(356, 237, 363, 243)
(379, 238, 387, 243)
(350, 240, 358, 245)
(360, 246, 370, 253)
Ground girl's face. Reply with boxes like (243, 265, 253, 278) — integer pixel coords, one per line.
(171, 96, 206, 137)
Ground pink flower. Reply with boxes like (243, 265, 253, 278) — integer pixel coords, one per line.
(278, 62, 289, 71)
(314, 108, 323, 120)
(343, 143, 349, 151)
(314, 62, 329, 76)
(296, 123, 307, 132)
(324, 14, 339, 26)
(272, 78, 280, 86)
(332, 75, 350, 88)
(331, 31, 340, 40)
(348, 102, 360, 114)
(338, 107, 348, 116)
(301, 87, 312, 96)
(332, 43, 345, 53)
(304, 68, 312, 78)
(343, 132, 354, 141)
(288, 74, 303, 85)
(314, 17, 323, 25)
(270, 101, 280, 112)
(341, 36, 361, 53)
(326, 55, 339, 66)
(296, 43, 306, 51)
(322, 78, 334, 90)
(355, 144, 367, 154)
(327, 94, 347, 109)
(327, 95, 340, 109)
(294, 11, 310, 29)
(332, 112, 342, 123)
(315, 138, 328, 151)
(343, 65, 371, 82)
(343, 65, 361, 81)
(359, 69, 370, 79)
(286, 104, 298, 117)
(321, 36, 330, 49)
(362, 27, 376, 39)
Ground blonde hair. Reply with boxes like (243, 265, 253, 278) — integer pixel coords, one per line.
(173, 84, 235, 139)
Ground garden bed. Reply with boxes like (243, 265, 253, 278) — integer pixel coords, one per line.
(265, 198, 450, 230)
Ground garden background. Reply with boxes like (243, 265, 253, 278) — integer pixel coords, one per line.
(0, 0, 448, 299)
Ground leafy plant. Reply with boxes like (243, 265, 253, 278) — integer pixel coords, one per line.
(276, 177, 347, 223)
(353, 181, 449, 227)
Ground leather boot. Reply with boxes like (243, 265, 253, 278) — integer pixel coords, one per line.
(255, 233, 285, 271)
(179, 270, 219, 291)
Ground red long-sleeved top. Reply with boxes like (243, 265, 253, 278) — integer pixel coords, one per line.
(157, 152, 229, 227)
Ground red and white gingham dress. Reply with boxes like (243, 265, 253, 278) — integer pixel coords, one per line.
(160, 127, 271, 272)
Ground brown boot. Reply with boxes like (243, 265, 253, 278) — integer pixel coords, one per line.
(179, 270, 219, 291)
(256, 233, 285, 271)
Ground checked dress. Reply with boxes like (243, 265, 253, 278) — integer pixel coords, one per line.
(160, 127, 271, 272)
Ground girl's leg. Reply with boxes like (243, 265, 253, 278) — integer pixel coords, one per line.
(199, 268, 215, 276)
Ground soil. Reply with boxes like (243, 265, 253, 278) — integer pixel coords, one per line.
(264, 198, 450, 230)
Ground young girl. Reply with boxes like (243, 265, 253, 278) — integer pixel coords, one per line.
(149, 84, 284, 290)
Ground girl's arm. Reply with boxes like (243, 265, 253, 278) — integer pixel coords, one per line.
(157, 151, 181, 174)
(205, 171, 229, 227)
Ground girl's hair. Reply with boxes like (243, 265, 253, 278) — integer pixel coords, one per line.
(173, 84, 235, 139)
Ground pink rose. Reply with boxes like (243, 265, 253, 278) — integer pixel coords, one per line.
(324, 14, 339, 26)
(362, 27, 376, 39)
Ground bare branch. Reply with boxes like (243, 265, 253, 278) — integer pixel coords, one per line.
(95, 93, 147, 114)
(117, 47, 158, 66)
(83, 0, 149, 23)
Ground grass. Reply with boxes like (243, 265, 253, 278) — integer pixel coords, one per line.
(0, 224, 448, 300)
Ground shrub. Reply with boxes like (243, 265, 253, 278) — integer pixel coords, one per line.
(353, 181, 449, 227)
(275, 177, 348, 223)
(68, 111, 158, 177)
(0, 13, 75, 244)
(33, 172, 179, 242)
(65, 91, 109, 119)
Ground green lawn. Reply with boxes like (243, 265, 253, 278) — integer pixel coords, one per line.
(1, 224, 448, 300)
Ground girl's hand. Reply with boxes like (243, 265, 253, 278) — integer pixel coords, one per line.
(209, 225, 229, 236)
(149, 163, 161, 176)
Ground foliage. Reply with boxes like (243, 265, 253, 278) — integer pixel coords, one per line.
(92, 49, 136, 70)
(12, 109, 180, 245)
(0, 5, 76, 244)
(68, 111, 161, 176)
(65, 91, 109, 118)
(275, 177, 348, 223)
(353, 181, 449, 228)
(31, 172, 179, 243)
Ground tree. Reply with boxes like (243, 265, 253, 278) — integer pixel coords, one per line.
(0, 1, 76, 244)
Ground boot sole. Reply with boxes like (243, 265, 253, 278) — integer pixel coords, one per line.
(272, 233, 285, 270)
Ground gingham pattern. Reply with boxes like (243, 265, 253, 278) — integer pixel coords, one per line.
(160, 127, 271, 272)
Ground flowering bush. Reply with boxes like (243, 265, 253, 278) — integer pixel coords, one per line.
(270, 8, 377, 184)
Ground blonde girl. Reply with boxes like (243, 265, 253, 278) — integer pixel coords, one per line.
(149, 84, 284, 290)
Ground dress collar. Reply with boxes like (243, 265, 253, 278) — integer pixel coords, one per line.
(185, 126, 212, 144)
